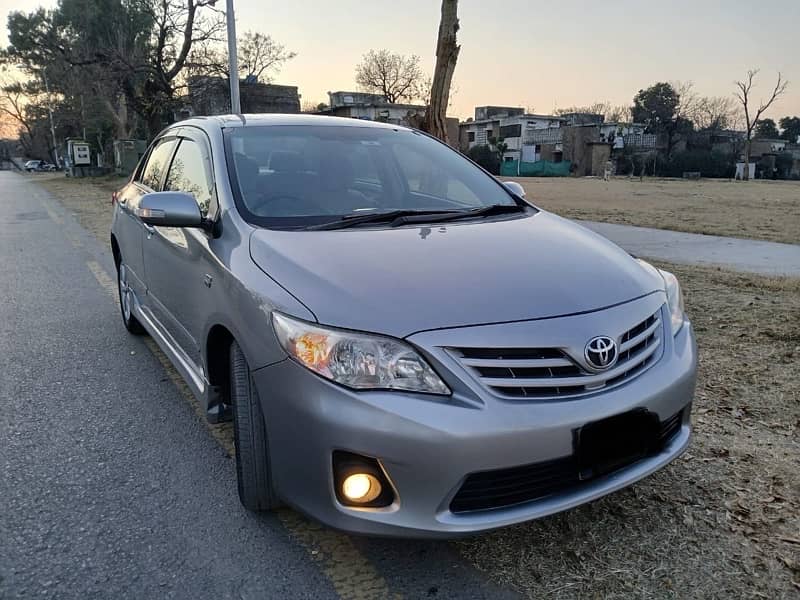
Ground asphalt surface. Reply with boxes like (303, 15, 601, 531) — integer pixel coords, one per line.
(581, 220, 800, 277)
(0, 171, 518, 600)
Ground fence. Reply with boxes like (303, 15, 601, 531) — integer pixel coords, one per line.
(500, 160, 571, 177)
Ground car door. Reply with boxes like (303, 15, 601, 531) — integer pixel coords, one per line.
(115, 136, 179, 303)
(142, 129, 220, 373)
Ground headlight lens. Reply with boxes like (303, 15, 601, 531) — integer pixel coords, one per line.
(658, 269, 686, 335)
(272, 312, 451, 395)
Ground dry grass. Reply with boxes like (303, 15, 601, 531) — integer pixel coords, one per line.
(35, 173, 123, 243)
(457, 264, 800, 599)
(37, 174, 800, 598)
(506, 176, 800, 245)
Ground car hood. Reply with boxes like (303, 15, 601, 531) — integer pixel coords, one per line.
(249, 211, 665, 338)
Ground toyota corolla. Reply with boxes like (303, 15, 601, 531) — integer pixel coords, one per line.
(110, 114, 696, 538)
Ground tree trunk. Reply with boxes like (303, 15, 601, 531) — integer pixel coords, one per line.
(423, 0, 459, 143)
(742, 137, 751, 181)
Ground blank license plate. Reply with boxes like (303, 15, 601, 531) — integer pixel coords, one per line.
(576, 409, 660, 479)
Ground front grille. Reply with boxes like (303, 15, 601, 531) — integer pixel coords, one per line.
(451, 309, 663, 399)
(450, 409, 684, 513)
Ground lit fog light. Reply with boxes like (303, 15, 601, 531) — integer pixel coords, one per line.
(333, 451, 394, 508)
(342, 473, 382, 503)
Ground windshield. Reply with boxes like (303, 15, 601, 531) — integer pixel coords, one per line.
(225, 125, 521, 228)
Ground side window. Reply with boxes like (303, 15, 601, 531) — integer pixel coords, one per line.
(140, 138, 177, 190)
(164, 139, 214, 217)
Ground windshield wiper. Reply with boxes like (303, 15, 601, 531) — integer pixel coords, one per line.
(306, 209, 462, 230)
(389, 204, 525, 227)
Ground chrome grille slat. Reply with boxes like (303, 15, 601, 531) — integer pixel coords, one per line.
(460, 357, 573, 369)
(619, 319, 660, 353)
(452, 308, 664, 399)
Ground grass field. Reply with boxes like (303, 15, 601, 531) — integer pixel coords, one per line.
(37, 173, 800, 598)
(506, 176, 800, 245)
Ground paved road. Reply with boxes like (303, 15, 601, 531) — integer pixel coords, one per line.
(0, 172, 517, 600)
(580, 220, 800, 277)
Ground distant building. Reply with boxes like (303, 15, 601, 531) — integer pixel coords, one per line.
(177, 76, 301, 118)
(560, 112, 605, 126)
(459, 107, 566, 161)
(749, 137, 788, 157)
(321, 91, 426, 127)
(328, 91, 390, 108)
(474, 106, 525, 121)
(316, 91, 459, 147)
(460, 104, 660, 176)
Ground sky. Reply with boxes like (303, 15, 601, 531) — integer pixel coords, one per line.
(2, 0, 799, 121)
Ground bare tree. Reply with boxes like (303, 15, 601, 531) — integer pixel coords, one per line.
(606, 104, 632, 123)
(188, 31, 296, 82)
(671, 81, 741, 131)
(355, 50, 423, 103)
(691, 96, 740, 131)
(671, 80, 701, 124)
(301, 99, 327, 113)
(555, 102, 631, 123)
(422, 0, 460, 142)
(555, 102, 612, 117)
(240, 32, 296, 81)
(734, 69, 788, 179)
(0, 79, 38, 153)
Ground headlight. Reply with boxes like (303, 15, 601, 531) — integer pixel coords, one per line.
(272, 313, 451, 395)
(658, 269, 686, 335)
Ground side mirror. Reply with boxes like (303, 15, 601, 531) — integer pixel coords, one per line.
(502, 181, 526, 198)
(136, 191, 202, 228)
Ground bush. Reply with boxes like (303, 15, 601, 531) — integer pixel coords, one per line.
(775, 153, 795, 180)
(466, 144, 500, 175)
(663, 149, 736, 179)
(616, 151, 654, 176)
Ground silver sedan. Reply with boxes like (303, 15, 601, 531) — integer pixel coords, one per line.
(110, 114, 696, 538)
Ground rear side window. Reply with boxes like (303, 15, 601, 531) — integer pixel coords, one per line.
(164, 139, 214, 217)
(139, 138, 177, 190)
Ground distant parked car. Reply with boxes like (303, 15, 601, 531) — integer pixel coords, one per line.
(40, 162, 57, 172)
(24, 160, 43, 172)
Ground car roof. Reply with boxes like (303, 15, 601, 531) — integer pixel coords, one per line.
(170, 113, 414, 133)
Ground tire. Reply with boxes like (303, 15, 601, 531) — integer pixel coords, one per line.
(117, 262, 146, 335)
(230, 341, 280, 511)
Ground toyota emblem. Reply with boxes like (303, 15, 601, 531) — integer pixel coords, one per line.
(584, 336, 618, 370)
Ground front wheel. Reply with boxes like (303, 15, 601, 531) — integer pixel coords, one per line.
(230, 341, 281, 511)
(117, 263, 145, 335)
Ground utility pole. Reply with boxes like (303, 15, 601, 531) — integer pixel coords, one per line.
(226, 0, 241, 114)
(42, 71, 61, 168)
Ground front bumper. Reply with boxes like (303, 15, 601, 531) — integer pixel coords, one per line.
(253, 296, 697, 538)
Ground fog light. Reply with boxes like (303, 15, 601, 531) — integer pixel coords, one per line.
(342, 473, 381, 503)
(333, 451, 395, 508)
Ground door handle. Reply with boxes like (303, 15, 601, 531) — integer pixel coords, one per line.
(144, 223, 155, 236)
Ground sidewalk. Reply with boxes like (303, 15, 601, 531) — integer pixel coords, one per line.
(580, 220, 800, 277)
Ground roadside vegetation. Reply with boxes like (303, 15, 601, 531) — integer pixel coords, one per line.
(37, 174, 800, 598)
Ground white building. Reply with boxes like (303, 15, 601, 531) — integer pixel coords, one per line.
(460, 106, 566, 161)
(323, 91, 426, 126)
